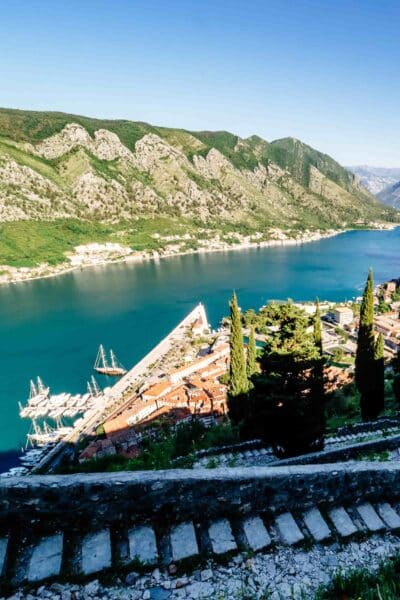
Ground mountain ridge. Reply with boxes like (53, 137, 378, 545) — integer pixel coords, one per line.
(0, 107, 397, 270)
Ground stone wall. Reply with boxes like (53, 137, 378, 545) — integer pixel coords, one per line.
(2, 463, 400, 537)
(275, 433, 400, 467)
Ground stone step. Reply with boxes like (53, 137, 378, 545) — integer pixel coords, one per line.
(208, 519, 237, 555)
(81, 529, 112, 575)
(303, 508, 331, 542)
(355, 503, 386, 532)
(377, 503, 400, 529)
(275, 512, 304, 545)
(169, 522, 199, 561)
(241, 516, 271, 551)
(328, 507, 358, 538)
(27, 533, 63, 582)
(128, 525, 158, 565)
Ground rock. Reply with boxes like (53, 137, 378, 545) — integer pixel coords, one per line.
(200, 569, 213, 581)
(125, 571, 140, 586)
(168, 564, 177, 575)
(149, 587, 171, 600)
(185, 581, 215, 599)
(84, 580, 100, 596)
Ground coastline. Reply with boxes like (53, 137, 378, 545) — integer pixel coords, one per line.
(0, 225, 395, 287)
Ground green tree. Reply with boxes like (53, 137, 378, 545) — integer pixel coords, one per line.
(393, 346, 400, 405)
(246, 324, 257, 379)
(237, 304, 325, 457)
(355, 270, 380, 420)
(314, 298, 323, 354)
(228, 292, 248, 396)
(374, 332, 385, 414)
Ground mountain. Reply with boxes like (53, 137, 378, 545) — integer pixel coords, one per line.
(0, 107, 397, 268)
(347, 165, 400, 195)
(378, 180, 400, 208)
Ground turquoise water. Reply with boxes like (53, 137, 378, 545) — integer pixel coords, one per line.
(0, 228, 399, 467)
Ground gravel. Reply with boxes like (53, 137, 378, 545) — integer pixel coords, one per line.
(3, 535, 400, 600)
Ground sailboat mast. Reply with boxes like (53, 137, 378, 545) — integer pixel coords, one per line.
(37, 377, 44, 393)
(110, 350, 117, 369)
(91, 376, 100, 396)
(30, 380, 37, 399)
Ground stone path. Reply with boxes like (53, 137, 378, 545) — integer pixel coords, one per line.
(4, 498, 400, 588)
(5, 534, 400, 600)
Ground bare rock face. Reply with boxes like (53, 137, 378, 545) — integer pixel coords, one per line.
(193, 148, 233, 180)
(73, 172, 130, 216)
(134, 133, 186, 172)
(92, 129, 133, 161)
(33, 123, 92, 159)
(33, 123, 134, 162)
(0, 157, 72, 220)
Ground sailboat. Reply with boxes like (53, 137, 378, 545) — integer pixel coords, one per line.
(27, 377, 50, 406)
(87, 375, 102, 397)
(93, 345, 127, 376)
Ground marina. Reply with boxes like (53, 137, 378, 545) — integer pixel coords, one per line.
(9, 304, 211, 473)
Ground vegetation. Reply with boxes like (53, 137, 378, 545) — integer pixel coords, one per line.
(246, 324, 257, 379)
(314, 556, 400, 599)
(57, 420, 239, 474)
(355, 270, 383, 420)
(374, 332, 385, 412)
(393, 346, 400, 406)
(228, 292, 248, 396)
(230, 301, 325, 457)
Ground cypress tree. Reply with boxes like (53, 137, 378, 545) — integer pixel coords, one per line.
(313, 298, 323, 354)
(229, 292, 248, 396)
(393, 346, 400, 406)
(355, 269, 378, 420)
(312, 298, 325, 440)
(246, 324, 257, 379)
(374, 332, 385, 415)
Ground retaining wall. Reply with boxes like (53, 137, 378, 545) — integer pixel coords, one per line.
(2, 463, 400, 536)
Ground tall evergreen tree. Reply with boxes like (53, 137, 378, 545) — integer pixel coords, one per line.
(229, 292, 248, 396)
(313, 298, 323, 354)
(374, 332, 385, 414)
(246, 324, 257, 379)
(312, 298, 325, 434)
(240, 305, 325, 456)
(393, 346, 400, 406)
(355, 270, 379, 420)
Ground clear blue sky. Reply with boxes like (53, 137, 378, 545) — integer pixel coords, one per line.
(1, 0, 399, 166)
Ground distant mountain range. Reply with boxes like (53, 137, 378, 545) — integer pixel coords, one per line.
(377, 181, 400, 208)
(348, 165, 400, 208)
(348, 165, 400, 195)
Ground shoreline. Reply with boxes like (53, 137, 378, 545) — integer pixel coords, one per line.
(0, 225, 396, 287)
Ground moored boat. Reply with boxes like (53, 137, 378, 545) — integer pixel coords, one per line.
(93, 344, 127, 376)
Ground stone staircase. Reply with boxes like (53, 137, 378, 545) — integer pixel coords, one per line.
(4, 499, 400, 588)
(192, 427, 400, 468)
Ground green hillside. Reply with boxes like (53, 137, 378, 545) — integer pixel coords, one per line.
(0, 107, 397, 269)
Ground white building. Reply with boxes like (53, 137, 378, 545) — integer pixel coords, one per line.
(333, 307, 354, 326)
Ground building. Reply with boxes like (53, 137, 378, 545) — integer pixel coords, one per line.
(168, 344, 229, 384)
(333, 307, 354, 326)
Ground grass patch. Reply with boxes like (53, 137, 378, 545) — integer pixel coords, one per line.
(314, 556, 400, 599)
(56, 420, 239, 474)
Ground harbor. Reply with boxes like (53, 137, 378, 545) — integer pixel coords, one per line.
(7, 304, 212, 474)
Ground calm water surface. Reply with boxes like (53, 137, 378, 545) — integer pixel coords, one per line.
(0, 228, 399, 467)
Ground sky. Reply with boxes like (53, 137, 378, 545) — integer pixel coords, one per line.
(0, 0, 399, 166)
